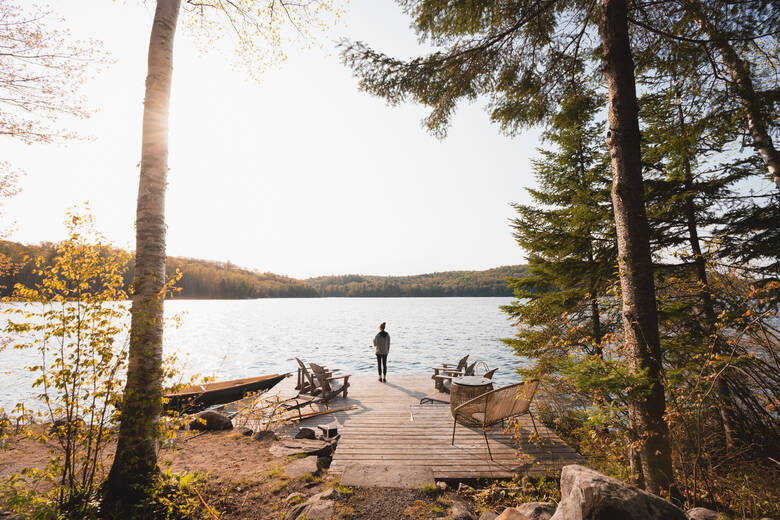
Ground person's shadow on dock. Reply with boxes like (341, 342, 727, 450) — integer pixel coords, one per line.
(383, 380, 427, 400)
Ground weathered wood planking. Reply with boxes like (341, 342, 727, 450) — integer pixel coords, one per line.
(269, 374, 583, 480)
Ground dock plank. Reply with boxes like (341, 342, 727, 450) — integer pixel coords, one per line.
(266, 374, 583, 481)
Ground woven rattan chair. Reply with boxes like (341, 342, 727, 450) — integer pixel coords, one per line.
(451, 380, 540, 460)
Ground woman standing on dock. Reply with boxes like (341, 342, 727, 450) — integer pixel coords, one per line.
(374, 322, 390, 382)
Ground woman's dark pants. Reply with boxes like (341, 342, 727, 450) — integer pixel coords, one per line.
(376, 354, 387, 378)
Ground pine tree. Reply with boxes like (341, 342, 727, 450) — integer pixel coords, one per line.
(503, 89, 616, 363)
(341, 0, 676, 492)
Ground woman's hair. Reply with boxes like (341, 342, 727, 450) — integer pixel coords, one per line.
(379, 322, 386, 331)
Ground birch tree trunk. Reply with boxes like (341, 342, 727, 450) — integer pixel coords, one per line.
(103, 0, 181, 513)
(684, 0, 780, 191)
(598, 0, 675, 496)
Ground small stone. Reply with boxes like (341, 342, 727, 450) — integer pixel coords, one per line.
(516, 502, 556, 520)
(286, 502, 307, 520)
(188, 411, 232, 431)
(316, 456, 332, 470)
(295, 427, 317, 439)
(496, 509, 530, 520)
(451, 495, 475, 520)
(458, 482, 474, 492)
(236, 426, 253, 436)
(687, 507, 730, 520)
(253, 430, 277, 442)
(436, 481, 447, 491)
(478, 512, 499, 520)
(315, 487, 336, 500)
(284, 455, 319, 478)
(48, 417, 84, 436)
(285, 492, 306, 503)
(299, 500, 334, 519)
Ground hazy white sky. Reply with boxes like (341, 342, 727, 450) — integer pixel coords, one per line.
(5, 1, 540, 279)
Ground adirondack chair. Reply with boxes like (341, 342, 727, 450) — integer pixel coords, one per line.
(310, 363, 350, 402)
(483, 368, 497, 379)
(442, 354, 469, 372)
(451, 380, 540, 460)
(432, 354, 469, 391)
(435, 361, 479, 393)
(295, 358, 335, 396)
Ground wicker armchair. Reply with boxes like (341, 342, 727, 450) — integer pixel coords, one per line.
(451, 380, 540, 460)
(483, 368, 497, 379)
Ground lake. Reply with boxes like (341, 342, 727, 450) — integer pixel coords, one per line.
(0, 297, 524, 411)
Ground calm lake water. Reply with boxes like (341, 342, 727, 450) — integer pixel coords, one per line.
(0, 297, 525, 411)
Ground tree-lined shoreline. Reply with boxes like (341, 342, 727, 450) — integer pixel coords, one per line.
(0, 240, 525, 299)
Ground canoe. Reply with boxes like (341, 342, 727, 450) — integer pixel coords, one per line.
(163, 373, 288, 414)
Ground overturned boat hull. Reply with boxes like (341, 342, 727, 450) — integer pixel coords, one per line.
(164, 373, 288, 414)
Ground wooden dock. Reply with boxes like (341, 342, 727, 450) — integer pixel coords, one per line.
(265, 374, 583, 481)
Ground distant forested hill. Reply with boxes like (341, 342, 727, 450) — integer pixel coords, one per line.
(0, 240, 525, 298)
(306, 265, 527, 297)
(0, 241, 318, 299)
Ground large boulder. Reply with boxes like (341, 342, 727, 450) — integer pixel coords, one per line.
(517, 502, 556, 520)
(550, 465, 687, 520)
(478, 512, 499, 520)
(687, 508, 730, 520)
(188, 411, 232, 431)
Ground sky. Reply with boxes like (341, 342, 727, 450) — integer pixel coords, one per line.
(4, 1, 541, 279)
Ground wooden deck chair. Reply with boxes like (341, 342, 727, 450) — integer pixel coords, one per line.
(483, 368, 497, 379)
(310, 363, 350, 402)
(295, 358, 334, 395)
(431, 355, 470, 391)
(442, 354, 469, 372)
(451, 380, 540, 460)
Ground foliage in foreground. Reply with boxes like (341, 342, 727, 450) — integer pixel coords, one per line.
(1, 467, 210, 520)
(0, 210, 208, 519)
(1, 210, 129, 517)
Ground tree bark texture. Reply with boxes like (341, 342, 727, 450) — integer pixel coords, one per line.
(103, 0, 181, 513)
(684, 0, 780, 191)
(598, 0, 675, 496)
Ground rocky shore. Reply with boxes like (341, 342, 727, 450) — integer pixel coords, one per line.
(1, 410, 775, 519)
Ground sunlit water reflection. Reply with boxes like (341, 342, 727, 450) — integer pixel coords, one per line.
(1, 297, 525, 411)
